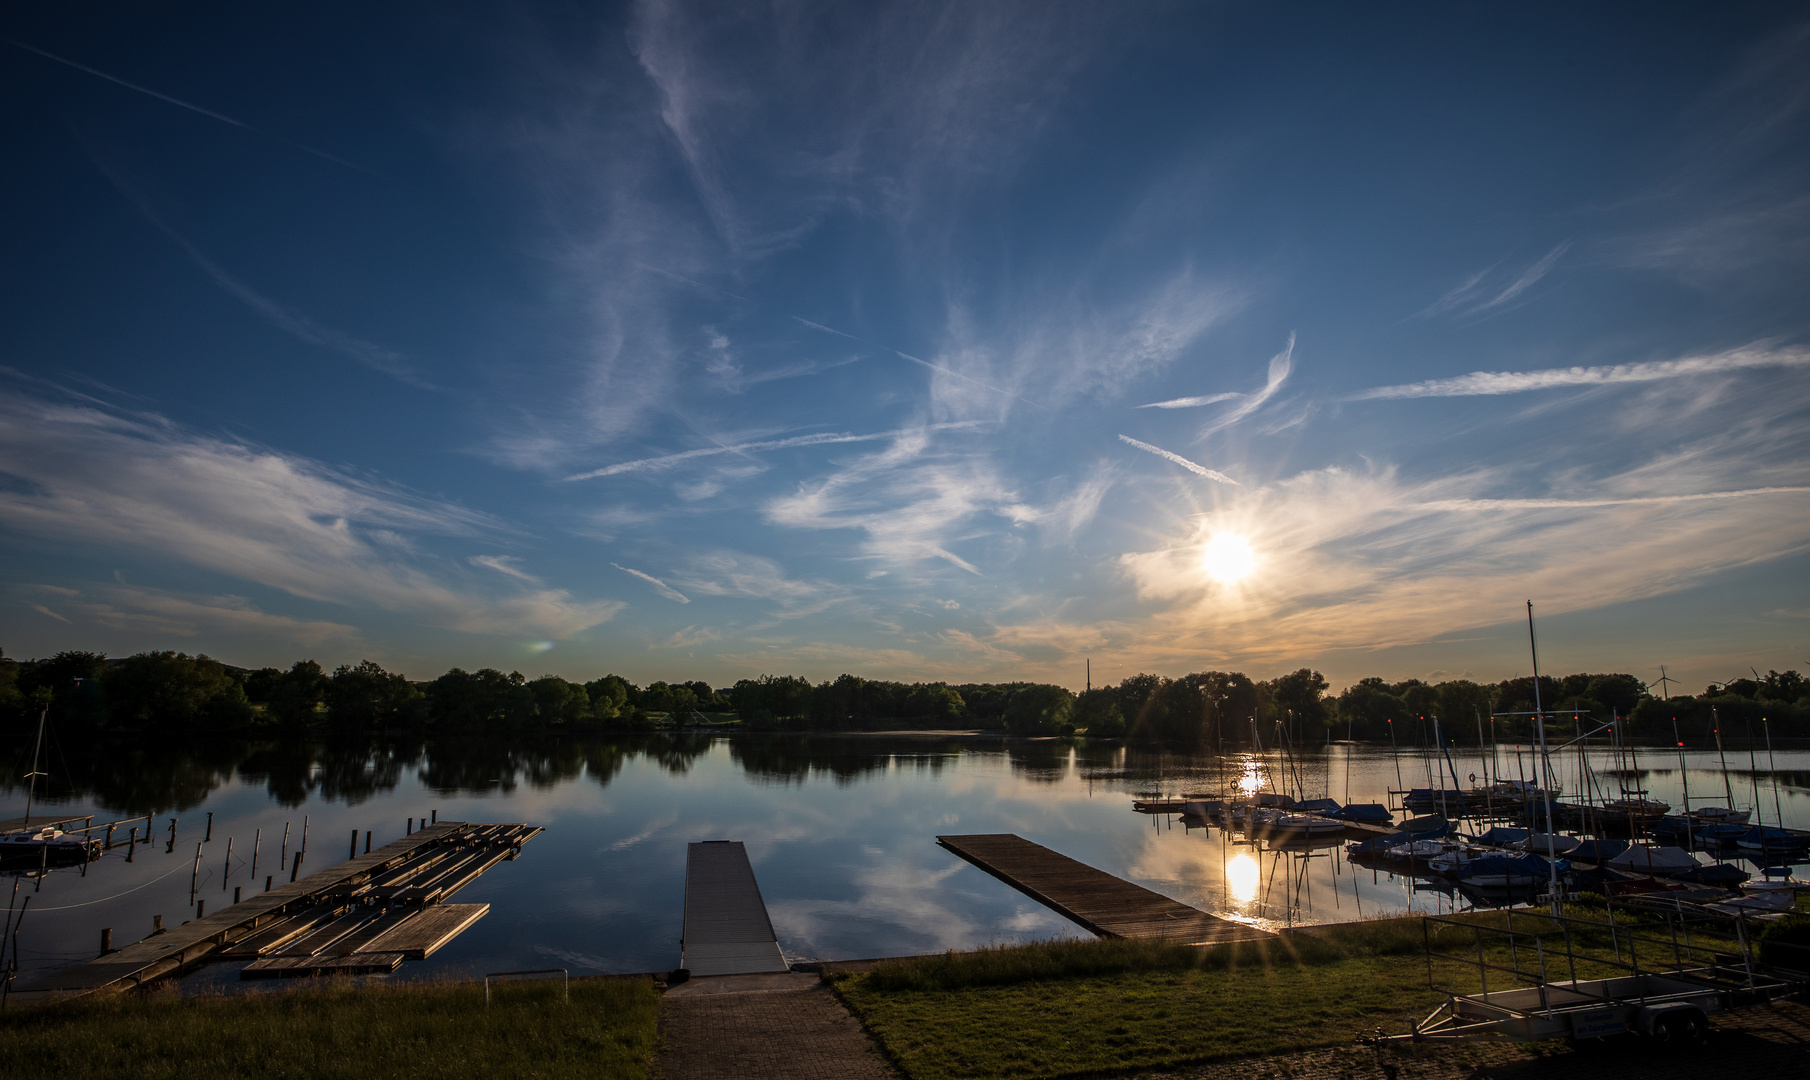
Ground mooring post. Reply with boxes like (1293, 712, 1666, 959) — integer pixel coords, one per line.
(350, 830, 357, 860)
(233, 886, 241, 904)
(104, 824, 113, 850)
(407, 817, 413, 835)
(190, 842, 202, 901)
(364, 830, 371, 854)
(100, 928, 111, 955)
(300, 814, 308, 857)
(222, 837, 234, 890)
(167, 816, 177, 853)
(281, 822, 290, 866)
(153, 914, 163, 934)
(431, 809, 437, 824)
(196, 899, 204, 919)
(252, 828, 260, 877)
(290, 850, 302, 883)
(205, 812, 213, 842)
(126, 827, 136, 862)
(265, 876, 272, 893)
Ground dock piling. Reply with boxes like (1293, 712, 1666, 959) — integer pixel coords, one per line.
(234, 886, 241, 905)
(100, 928, 111, 955)
(350, 831, 357, 860)
(125, 827, 136, 862)
(431, 809, 437, 824)
(205, 812, 213, 842)
(300, 815, 308, 858)
(290, 851, 302, 883)
(104, 824, 113, 850)
(407, 817, 413, 835)
(265, 876, 272, 893)
(153, 915, 163, 934)
(364, 831, 371, 854)
(251, 829, 260, 877)
(222, 837, 234, 890)
(197, 900, 204, 919)
(190, 842, 202, 902)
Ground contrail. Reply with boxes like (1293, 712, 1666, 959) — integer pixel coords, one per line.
(792, 316, 858, 339)
(1352, 343, 1810, 400)
(1139, 392, 1240, 409)
(1117, 435, 1239, 485)
(611, 564, 690, 603)
(566, 423, 979, 481)
(7, 38, 249, 127)
(8, 38, 366, 172)
(893, 351, 1047, 411)
(1415, 487, 1810, 512)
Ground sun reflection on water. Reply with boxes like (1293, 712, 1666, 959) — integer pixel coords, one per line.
(1226, 851, 1260, 904)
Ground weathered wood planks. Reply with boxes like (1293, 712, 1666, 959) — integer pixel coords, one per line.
(361, 903, 489, 960)
(937, 833, 1271, 945)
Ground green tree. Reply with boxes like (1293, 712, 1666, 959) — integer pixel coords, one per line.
(266, 660, 327, 725)
(103, 651, 251, 729)
(584, 675, 632, 720)
(1004, 684, 1075, 735)
(530, 675, 590, 726)
(325, 660, 422, 729)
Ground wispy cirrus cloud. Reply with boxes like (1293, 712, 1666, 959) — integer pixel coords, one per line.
(612, 563, 690, 603)
(1413, 243, 1569, 320)
(0, 382, 620, 638)
(1351, 342, 1810, 400)
(566, 423, 982, 480)
(1116, 435, 1238, 485)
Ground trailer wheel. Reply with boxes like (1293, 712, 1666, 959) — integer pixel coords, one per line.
(1652, 1011, 1705, 1047)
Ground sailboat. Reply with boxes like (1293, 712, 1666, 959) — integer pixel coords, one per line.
(1, 706, 100, 870)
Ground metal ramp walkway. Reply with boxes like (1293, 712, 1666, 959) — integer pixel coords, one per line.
(681, 840, 788, 976)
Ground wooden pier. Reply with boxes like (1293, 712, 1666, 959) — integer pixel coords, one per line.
(10, 821, 539, 1002)
(937, 834, 1271, 944)
(681, 840, 789, 977)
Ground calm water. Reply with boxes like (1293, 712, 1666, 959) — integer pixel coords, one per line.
(5, 732, 1808, 991)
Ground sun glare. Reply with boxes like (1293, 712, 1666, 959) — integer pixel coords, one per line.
(1200, 532, 1258, 584)
(1226, 852, 1260, 904)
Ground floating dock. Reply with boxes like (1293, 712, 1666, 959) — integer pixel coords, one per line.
(681, 840, 789, 977)
(937, 833, 1271, 944)
(10, 821, 538, 1001)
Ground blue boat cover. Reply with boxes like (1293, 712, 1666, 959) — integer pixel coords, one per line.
(1475, 826, 1530, 846)
(1460, 854, 1563, 881)
(1569, 838, 1628, 861)
(1349, 831, 1413, 853)
(1328, 803, 1393, 823)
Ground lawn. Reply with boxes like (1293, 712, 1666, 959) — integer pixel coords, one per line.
(0, 975, 659, 1080)
(826, 910, 1682, 1080)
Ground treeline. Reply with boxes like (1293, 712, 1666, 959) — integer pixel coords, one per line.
(4, 648, 1806, 742)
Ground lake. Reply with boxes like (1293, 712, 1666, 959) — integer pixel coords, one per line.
(5, 731, 1807, 992)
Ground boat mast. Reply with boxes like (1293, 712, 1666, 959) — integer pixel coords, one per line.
(1711, 709, 1734, 808)
(21, 705, 48, 828)
(1673, 720, 1691, 817)
(1763, 715, 1784, 830)
(1525, 601, 1561, 916)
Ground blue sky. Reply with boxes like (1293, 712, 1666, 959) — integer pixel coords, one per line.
(2, 2, 1807, 691)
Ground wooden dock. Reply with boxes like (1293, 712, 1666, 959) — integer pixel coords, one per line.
(10, 821, 538, 1001)
(681, 840, 789, 977)
(937, 834, 1271, 944)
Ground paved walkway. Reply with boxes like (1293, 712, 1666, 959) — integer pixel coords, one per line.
(656, 974, 898, 1080)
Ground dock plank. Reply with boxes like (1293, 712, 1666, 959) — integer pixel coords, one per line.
(937, 834, 1270, 945)
(362, 903, 488, 959)
(682, 840, 789, 976)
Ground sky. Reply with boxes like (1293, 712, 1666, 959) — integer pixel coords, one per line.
(2, 2, 1807, 692)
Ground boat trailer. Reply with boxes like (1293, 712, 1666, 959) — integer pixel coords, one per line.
(1367, 905, 1806, 1045)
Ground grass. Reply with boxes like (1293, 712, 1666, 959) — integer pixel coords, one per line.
(827, 910, 1702, 1080)
(0, 975, 659, 1080)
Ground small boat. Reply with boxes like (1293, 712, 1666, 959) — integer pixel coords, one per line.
(1402, 788, 1466, 813)
(1692, 823, 1749, 845)
(1602, 797, 1671, 820)
(1426, 845, 1485, 875)
(1325, 803, 1393, 825)
(1735, 826, 1810, 856)
(1291, 798, 1341, 815)
(1245, 807, 1343, 843)
(1474, 826, 1530, 847)
(1459, 853, 1566, 888)
(1604, 844, 1699, 876)
(1568, 838, 1629, 862)
(0, 824, 100, 869)
(1510, 832, 1580, 856)
(1672, 862, 1750, 887)
(1399, 815, 1451, 839)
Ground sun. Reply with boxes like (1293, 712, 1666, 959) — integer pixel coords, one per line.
(1200, 532, 1258, 584)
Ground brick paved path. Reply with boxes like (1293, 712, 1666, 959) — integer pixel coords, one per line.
(656, 975, 899, 1080)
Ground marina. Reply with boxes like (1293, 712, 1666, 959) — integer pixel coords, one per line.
(7, 820, 538, 1002)
(0, 732, 1805, 987)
